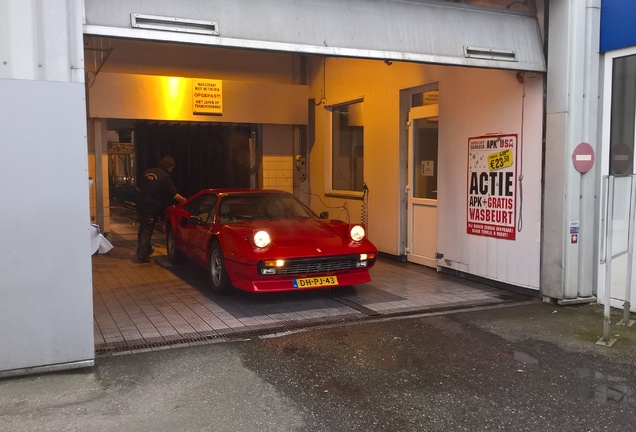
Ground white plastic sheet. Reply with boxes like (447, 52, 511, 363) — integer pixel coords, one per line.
(90, 224, 113, 255)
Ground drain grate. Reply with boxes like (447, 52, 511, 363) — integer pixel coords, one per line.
(94, 297, 530, 356)
(95, 314, 366, 356)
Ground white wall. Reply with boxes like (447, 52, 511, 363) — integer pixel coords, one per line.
(262, 125, 294, 193)
(0, 0, 94, 376)
(0, 0, 82, 82)
(0, 79, 94, 374)
(438, 68, 543, 289)
(308, 57, 542, 290)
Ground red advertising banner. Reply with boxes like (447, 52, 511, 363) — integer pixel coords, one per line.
(467, 134, 517, 240)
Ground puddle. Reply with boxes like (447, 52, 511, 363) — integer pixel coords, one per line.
(421, 317, 464, 335)
(575, 368, 635, 404)
(503, 350, 539, 365)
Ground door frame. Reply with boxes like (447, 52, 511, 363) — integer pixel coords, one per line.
(407, 105, 439, 267)
(398, 83, 440, 259)
(598, 46, 636, 310)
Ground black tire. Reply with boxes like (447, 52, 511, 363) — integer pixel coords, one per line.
(209, 240, 233, 295)
(166, 225, 185, 265)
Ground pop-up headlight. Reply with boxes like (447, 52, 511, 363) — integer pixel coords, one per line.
(350, 225, 366, 242)
(254, 230, 271, 248)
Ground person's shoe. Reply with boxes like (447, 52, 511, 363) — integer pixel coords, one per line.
(137, 254, 150, 263)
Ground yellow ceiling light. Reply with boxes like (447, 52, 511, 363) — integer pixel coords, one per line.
(160, 76, 188, 119)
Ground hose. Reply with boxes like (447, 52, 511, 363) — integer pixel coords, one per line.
(361, 183, 369, 228)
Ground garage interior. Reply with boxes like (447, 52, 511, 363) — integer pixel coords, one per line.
(87, 36, 534, 354)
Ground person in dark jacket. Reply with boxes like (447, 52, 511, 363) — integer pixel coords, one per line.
(136, 156, 186, 263)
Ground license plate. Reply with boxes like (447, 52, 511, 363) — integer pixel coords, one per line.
(292, 276, 339, 289)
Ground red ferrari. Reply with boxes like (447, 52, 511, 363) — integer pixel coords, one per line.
(163, 189, 378, 294)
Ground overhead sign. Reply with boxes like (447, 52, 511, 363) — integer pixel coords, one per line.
(572, 142, 594, 173)
(193, 78, 222, 115)
(467, 134, 517, 240)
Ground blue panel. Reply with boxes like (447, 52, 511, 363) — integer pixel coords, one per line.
(601, 0, 636, 52)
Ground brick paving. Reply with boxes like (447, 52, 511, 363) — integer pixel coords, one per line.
(92, 206, 531, 355)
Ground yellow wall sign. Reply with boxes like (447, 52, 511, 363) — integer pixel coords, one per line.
(193, 78, 222, 115)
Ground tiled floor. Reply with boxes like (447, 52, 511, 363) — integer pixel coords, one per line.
(92, 206, 532, 355)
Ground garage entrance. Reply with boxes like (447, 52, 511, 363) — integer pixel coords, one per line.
(86, 22, 544, 353)
(92, 205, 533, 354)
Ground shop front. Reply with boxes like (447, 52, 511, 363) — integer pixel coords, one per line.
(1, 0, 547, 376)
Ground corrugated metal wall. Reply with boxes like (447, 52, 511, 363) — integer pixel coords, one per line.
(83, 0, 545, 72)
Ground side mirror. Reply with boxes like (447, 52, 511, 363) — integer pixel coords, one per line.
(187, 216, 206, 226)
(319, 211, 329, 219)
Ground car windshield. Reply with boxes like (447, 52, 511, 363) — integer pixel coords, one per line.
(218, 193, 317, 223)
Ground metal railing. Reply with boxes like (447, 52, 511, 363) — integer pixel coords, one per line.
(599, 175, 636, 346)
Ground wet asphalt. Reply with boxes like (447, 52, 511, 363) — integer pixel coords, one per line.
(2, 301, 636, 431)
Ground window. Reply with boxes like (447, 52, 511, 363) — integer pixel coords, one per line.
(183, 193, 217, 224)
(329, 100, 364, 193)
(218, 192, 316, 223)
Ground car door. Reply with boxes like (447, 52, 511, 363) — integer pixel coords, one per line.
(179, 193, 218, 265)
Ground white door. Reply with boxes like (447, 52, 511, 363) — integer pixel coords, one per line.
(407, 105, 439, 267)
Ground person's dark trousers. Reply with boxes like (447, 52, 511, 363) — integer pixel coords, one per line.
(137, 212, 157, 262)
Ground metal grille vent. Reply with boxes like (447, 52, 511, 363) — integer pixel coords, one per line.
(131, 13, 219, 36)
(464, 46, 517, 62)
(268, 255, 366, 276)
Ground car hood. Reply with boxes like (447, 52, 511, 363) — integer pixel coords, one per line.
(230, 218, 373, 251)
(258, 218, 346, 245)
(219, 218, 377, 265)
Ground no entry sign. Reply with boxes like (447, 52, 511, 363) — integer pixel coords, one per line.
(572, 142, 594, 174)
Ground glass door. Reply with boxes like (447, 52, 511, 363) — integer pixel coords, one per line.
(407, 104, 439, 267)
